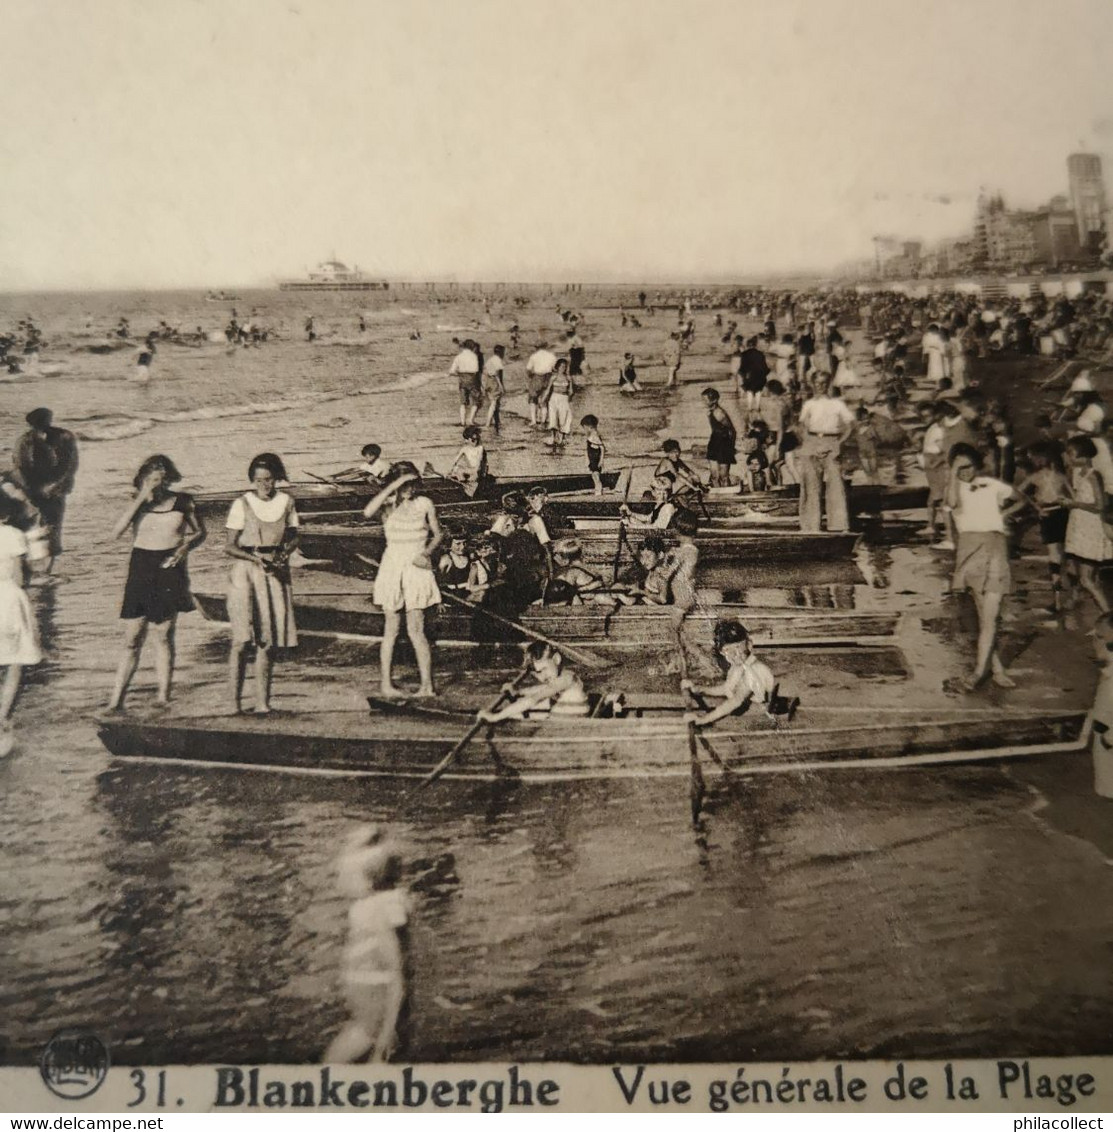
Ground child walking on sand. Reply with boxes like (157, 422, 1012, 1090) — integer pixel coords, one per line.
(0, 494, 43, 755)
(324, 826, 408, 1064)
(581, 415, 606, 494)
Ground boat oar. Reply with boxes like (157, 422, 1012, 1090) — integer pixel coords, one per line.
(407, 668, 533, 795)
(353, 552, 605, 669)
(687, 720, 706, 825)
(303, 469, 343, 487)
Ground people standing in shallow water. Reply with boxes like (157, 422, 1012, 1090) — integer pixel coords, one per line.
(0, 494, 42, 754)
(362, 462, 442, 698)
(225, 453, 300, 714)
(107, 455, 206, 713)
(11, 407, 79, 577)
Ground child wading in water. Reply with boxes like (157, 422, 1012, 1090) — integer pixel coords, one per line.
(0, 494, 43, 754)
(325, 825, 408, 1064)
(581, 415, 606, 494)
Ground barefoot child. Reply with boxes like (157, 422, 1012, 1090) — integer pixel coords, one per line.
(324, 826, 408, 1064)
(0, 494, 43, 754)
(581, 415, 606, 494)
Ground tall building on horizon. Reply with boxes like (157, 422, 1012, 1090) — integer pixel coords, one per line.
(1067, 152, 1107, 254)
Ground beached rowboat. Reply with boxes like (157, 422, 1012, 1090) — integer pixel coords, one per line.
(296, 525, 860, 573)
(192, 591, 900, 647)
(296, 482, 930, 525)
(192, 470, 621, 521)
(96, 702, 1088, 781)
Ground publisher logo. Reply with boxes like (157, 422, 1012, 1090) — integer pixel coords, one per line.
(40, 1028, 110, 1100)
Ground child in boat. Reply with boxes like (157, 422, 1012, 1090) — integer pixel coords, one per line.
(682, 620, 779, 727)
(477, 641, 589, 721)
(436, 533, 472, 598)
(654, 440, 704, 502)
(621, 474, 678, 530)
(581, 415, 606, 495)
(335, 444, 390, 485)
(629, 534, 675, 606)
(545, 537, 604, 605)
(448, 427, 488, 490)
(466, 535, 499, 604)
(324, 825, 408, 1064)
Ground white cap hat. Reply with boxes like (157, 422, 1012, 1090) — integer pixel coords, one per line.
(1069, 370, 1094, 394)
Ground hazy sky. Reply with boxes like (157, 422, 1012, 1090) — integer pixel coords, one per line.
(3, 0, 1111, 288)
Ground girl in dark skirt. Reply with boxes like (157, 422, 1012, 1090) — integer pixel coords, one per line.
(702, 388, 737, 487)
(107, 455, 206, 711)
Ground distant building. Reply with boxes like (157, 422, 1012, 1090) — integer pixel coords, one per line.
(1033, 194, 1083, 268)
(1067, 152, 1107, 256)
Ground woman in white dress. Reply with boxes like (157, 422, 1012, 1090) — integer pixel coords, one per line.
(922, 323, 947, 384)
(363, 462, 443, 698)
(225, 452, 299, 714)
(0, 493, 42, 752)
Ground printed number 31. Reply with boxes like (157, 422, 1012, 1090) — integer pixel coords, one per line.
(128, 1069, 167, 1107)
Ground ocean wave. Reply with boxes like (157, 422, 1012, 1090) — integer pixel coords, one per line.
(70, 372, 441, 441)
(74, 417, 155, 441)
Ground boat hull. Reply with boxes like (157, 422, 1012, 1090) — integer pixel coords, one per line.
(192, 592, 900, 647)
(193, 471, 620, 522)
(96, 706, 1088, 781)
(296, 525, 860, 573)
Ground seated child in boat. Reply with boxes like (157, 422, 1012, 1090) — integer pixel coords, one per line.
(545, 537, 604, 605)
(436, 533, 472, 598)
(478, 641, 589, 721)
(623, 534, 676, 607)
(448, 427, 488, 489)
(682, 619, 780, 727)
(324, 825, 408, 1064)
(654, 440, 704, 502)
(466, 535, 499, 604)
(335, 444, 390, 484)
(621, 474, 678, 530)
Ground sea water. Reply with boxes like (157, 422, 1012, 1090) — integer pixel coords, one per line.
(1, 289, 1111, 1065)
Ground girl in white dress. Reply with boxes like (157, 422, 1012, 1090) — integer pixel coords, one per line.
(363, 462, 443, 698)
(0, 494, 42, 752)
(225, 452, 299, 714)
(1064, 436, 1112, 614)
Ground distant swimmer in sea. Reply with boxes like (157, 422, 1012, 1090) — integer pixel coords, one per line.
(305, 316, 316, 343)
(135, 348, 154, 383)
(324, 825, 408, 1064)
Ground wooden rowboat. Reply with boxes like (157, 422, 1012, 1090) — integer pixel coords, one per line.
(192, 470, 621, 521)
(191, 591, 901, 647)
(96, 701, 1088, 781)
(296, 525, 860, 574)
(300, 483, 930, 525)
